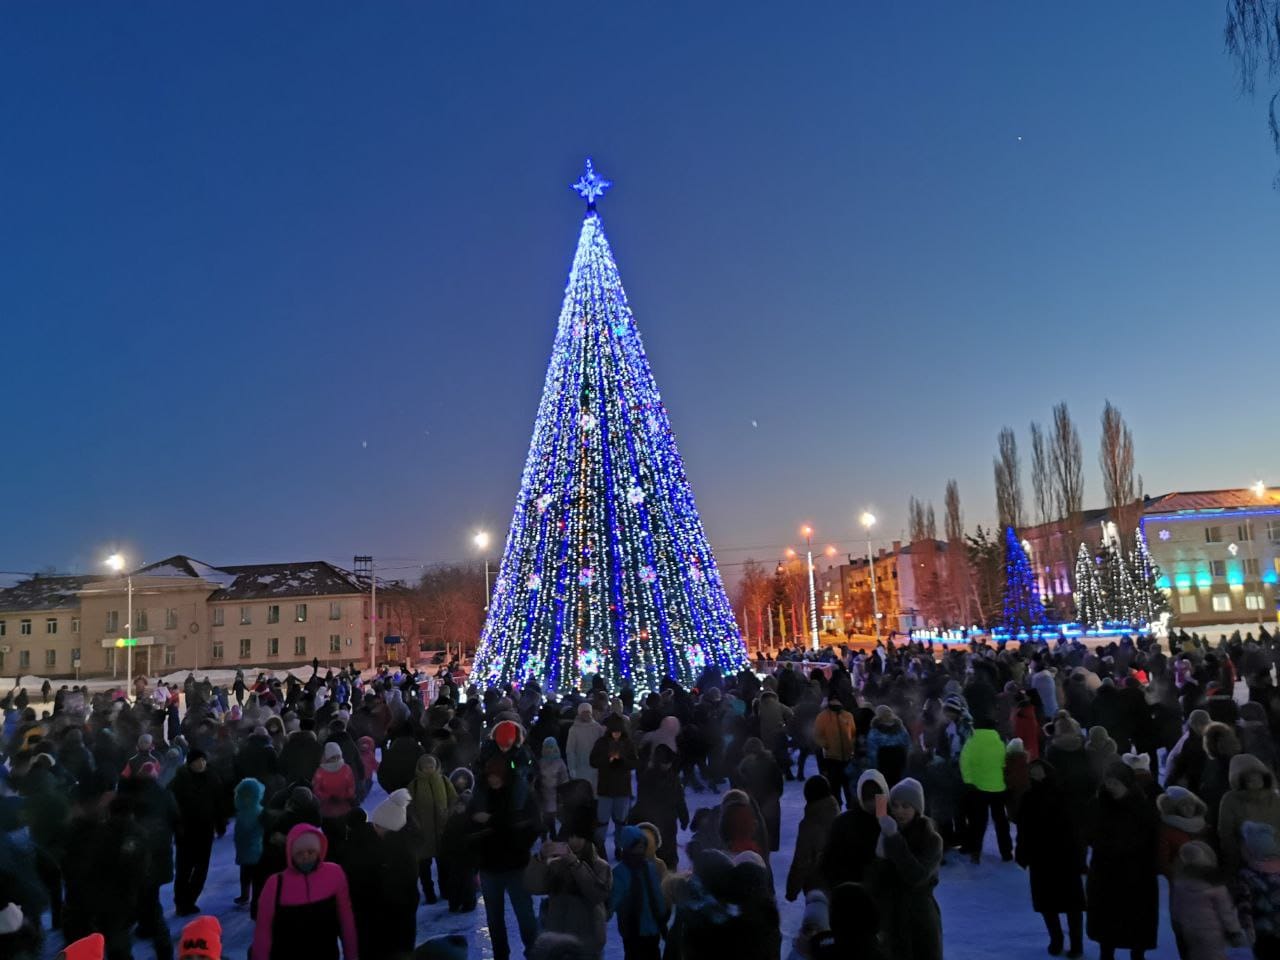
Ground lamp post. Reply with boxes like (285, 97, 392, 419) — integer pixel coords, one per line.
(105, 553, 132, 701)
(1250, 482, 1266, 627)
(860, 512, 882, 645)
(801, 526, 819, 651)
(473, 531, 491, 662)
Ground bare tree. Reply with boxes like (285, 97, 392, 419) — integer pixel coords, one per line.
(1049, 402, 1085, 594)
(1225, 0, 1280, 186)
(1100, 400, 1139, 541)
(1030, 421, 1051, 526)
(945, 479, 972, 626)
(907, 497, 944, 626)
(993, 427, 1023, 531)
(732, 559, 774, 648)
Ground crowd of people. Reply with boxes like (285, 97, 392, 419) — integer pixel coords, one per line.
(3, 628, 1280, 960)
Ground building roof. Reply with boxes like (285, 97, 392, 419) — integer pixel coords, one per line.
(1143, 489, 1280, 515)
(209, 561, 367, 601)
(0, 575, 96, 613)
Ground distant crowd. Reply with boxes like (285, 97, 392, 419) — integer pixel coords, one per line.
(3, 628, 1280, 960)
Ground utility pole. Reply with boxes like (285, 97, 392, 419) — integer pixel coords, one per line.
(354, 556, 375, 675)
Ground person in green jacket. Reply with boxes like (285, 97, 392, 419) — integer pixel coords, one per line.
(959, 719, 1012, 863)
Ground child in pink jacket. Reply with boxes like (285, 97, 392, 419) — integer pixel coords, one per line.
(312, 742, 357, 820)
(252, 823, 359, 960)
(356, 736, 378, 799)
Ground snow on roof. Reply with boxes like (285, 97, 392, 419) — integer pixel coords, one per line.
(209, 561, 365, 601)
(0, 575, 95, 613)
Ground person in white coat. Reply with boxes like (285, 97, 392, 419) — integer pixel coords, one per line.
(567, 702, 605, 793)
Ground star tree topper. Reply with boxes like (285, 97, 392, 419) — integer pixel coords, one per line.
(572, 158, 612, 209)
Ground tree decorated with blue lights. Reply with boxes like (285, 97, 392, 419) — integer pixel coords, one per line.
(471, 160, 750, 696)
(1002, 526, 1045, 629)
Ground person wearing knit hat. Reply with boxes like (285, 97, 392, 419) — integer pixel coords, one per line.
(872, 776, 943, 960)
(566, 702, 604, 790)
(1170, 841, 1247, 958)
(1156, 786, 1210, 877)
(1086, 761, 1159, 957)
(790, 889, 830, 960)
(786, 775, 839, 902)
(311, 740, 356, 821)
(177, 915, 222, 959)
(55, 932, 105, 960)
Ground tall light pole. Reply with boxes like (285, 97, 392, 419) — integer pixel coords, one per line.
(860, 512, 882, 645)
(1250, 482, 1266, 626)
(105, 553, 132, 701)
(801, 526, 819, 651)
(473, 531, 491, 662)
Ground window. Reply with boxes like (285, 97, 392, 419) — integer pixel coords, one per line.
(19, 650, 30, 669)
(0, 620, 5, 636)
(71, 617, 79, 634)
(212, 607, 224, 627)
(164, 646, 176, 668)
(20, 619, 32, 636)
(106, 610, 119, 632)
(1206, 526, 1223, 543)
(136, 609, 148, 631)
(211, 641, 224, 660)
(295, 604, 307, 623)
(1246, 558, 1261, 577)
(294, 636, 306, 656)
(329, 602, 342, 621)
(1212, 594, 1232, 612)
(165, 608, 178, 630)
(105, 649, 114, 671)
(1210, 560, 1227, 578)
(1179, 595, 1199, 614)
(329, 634, 342, 654)
(70, 648, 80, 665)
(46, 618, 57, 634)
(1270, 519, 1280, 543)
(240, 606, 251, 625)
(1246, 594, 1266, 611)
(239, 638, 251, 659)
(267, 637, 279, 657)
(1240, 524, 1255, 542)
(45, 649, 56, 668)
(267, 605, 280, 624)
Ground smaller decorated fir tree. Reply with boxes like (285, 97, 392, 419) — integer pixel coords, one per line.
(1129, 527, 1170, 625)
(1074, 541, 1105, 628)
(1002, 527, 1045, 630)
(1098, 522, 1139, 625)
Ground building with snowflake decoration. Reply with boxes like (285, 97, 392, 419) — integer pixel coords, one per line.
(470, 160, 749, 695)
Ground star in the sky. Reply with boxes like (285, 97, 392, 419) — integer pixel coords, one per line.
(572, 158, 612, 207)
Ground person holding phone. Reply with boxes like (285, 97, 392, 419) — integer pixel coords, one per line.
(870, 777, 944, 960)
(525, 831, 612, 957)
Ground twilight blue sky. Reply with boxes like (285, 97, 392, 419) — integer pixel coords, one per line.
(2, 3, 1277, 583)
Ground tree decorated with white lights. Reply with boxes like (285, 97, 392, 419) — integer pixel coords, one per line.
(471, 160, 749, 696)
(1129, 526, 1169, 625)
(1074, 541, 1105, 628)
(1099, 521, 1138, 626)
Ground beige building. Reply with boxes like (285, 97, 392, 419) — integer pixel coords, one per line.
(0, 555, 416, 680)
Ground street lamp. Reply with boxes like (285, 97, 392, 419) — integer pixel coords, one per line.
(800, 526, 819, 651)
(473, 531, 491, 610)
(1248, 483, 1267, 626)
(105, 553, 133, 701)
(860, 512, 882, 645)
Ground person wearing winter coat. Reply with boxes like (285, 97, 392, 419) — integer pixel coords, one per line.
(312, 741, 357, 828)
(525, 834, 613, 957)
(355, 736, 378, 797)
(251, 823, 359, 960)
(1030, 665, 1060, 719)
(1236, 820, 1280, 958)
(1156, 787, 1210, 879)
(628, 744, 688, 871)
(809, 882, 887, 960)
(786, 776, 839, 902)
(610, 825, 669, 960)
(813, 698, 856, 807)
(820, 768, 887, 889)
(716, 787, 772, 867)
(866, 705, 911, 787)
(1200, 722, 1242, 830)
(1165, 710, 1210, 791)
(233, 778, 266, 912)
(868, 777, 943, 960)
(591, 714, 638, 857)
(756, 690, 794, 777)
(343, 791, 420, 960)
(468, 752, 542, 960)
(408, 754, 458, 904)
(1004, 738, 1031, 820)
(959, 721, 1011, 863)
(1011, 692, 1042, 761)
(1217, 752, 1280, 876)
(377, 732, 425, 794)
(567, 703, 605, 792)
(278, 729, 323, 788)
(1015, 759, 1086, 959)
(536, 739, 571, 838)
(735, 737, 784, 852)
(439, 768, 478, 913)
(1086, 762, 1159, 960)
(1169, 841, 1246, 960)
(1085, 726, 1119, 783)
(170, 749, 227, 916)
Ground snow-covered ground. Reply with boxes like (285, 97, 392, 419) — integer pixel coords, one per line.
(36, 771, 1249, 959)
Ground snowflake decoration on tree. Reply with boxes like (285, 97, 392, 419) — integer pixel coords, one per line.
(571, 158, 612, 206)
(627, 483, 645, 505)
(687, 646, 706, 673)
(579, 412, 597, 432)
(521, 653, 546, 682)
(536, 492, 554, 514)
(527, 573, 542, 591)
(1158, 529, 1171, 541)
(578, 567, 595, 587)
(688, 563, 705, 582)
(578, 648, 601, 675)
(639, 565, 657, 584)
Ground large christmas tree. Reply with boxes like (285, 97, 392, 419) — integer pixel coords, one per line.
(472, 160, 749, 695)
(1002, 527, 1045, 630)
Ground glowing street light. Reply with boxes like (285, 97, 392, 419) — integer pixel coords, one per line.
(860, 511, 882, 645)
(800, 525, 819, 652)
(104, 553, 133, 700)
(1253, 480, 1267, 500)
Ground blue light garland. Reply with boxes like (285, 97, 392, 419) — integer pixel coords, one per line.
(471, 161, 749, 695)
